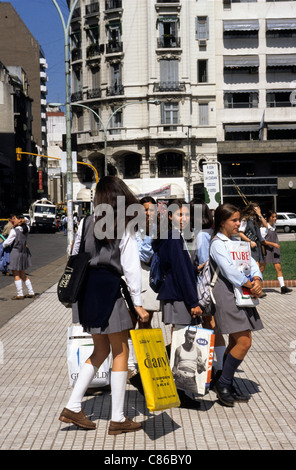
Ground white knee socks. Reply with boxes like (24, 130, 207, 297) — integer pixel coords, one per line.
(111, 370, 128, 423)
(15, 280, 23, 296)
(278, 276, 285, 288)
(128, 338, 137, 371)
(25, 279, 34, 295)
(66, 362, 98, 413)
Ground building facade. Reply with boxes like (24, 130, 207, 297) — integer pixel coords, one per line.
(68, 0, 296, 210)
(216, 0, 296, 212)
(68, 0, 217, 201)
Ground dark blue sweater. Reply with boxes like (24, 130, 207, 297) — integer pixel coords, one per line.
(152, 230, 199, 309)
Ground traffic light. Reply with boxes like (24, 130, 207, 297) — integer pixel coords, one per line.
(16, 147, 22, 161)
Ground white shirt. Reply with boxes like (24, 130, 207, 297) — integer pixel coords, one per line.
(73, 217, 143, 306)
(3, 220, 30, 248)
(260, 223, 275, 239)
(210, 232, 262, 288)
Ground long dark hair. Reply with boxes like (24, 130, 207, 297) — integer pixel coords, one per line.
(93, 176, 139, 243)
(15, 214, 28, 234)
(213, 203, 240, 236)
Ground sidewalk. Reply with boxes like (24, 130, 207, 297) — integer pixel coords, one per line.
(0, 274, 295, 451)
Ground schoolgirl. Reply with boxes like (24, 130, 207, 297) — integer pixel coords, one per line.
(59, 176, 149, 433)
(3, 214, 34, 299)
(152, 199, 203, 408)
(210, 203, 264, 407)
(260, 210, 292, 294)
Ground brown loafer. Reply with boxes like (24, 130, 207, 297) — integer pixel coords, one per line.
(59, 407, 96, 430)
(11, 295, 24, 300)
(108, 417, 142, 435)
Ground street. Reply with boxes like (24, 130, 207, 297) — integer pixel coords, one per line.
(0, 230, 67, 290)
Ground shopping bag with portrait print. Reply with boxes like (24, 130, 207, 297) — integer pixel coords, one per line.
(67, 325, 111, 388)
(170, 325, 215, 396)
(130, 328, 180, 411)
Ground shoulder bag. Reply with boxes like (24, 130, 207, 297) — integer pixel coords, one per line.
(57, 217, 91, 307)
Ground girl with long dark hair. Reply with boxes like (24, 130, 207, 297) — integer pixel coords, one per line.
(59, 176, 149, 433)
(209, 203, 264, 407)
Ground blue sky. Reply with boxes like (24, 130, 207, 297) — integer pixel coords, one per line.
(4, 0, 70, 104)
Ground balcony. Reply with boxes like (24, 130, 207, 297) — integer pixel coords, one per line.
(85, 3, 99, 16)
(153, 81, 186, 92)
(157, 36, 181, 48)
(106, 41, 123, 54)
(71, 91, 83, 102)
(87, 88, 102, 100)
(86, 43, 102, 59)
(106, 84, 124, 96)
(105, 0, 122, 10)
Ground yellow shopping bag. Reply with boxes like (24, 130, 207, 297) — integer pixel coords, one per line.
(130, 328, 180, 412)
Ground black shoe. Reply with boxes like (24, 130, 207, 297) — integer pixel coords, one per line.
(281, 286, 293, 294)
(230, 384, 250, 403)
(214, 381, 235, 407)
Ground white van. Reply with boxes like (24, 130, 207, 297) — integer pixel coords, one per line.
(275, 212, 296, 233)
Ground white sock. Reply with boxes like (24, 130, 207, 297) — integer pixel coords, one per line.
(25, 279, 34, 295)
(128, 338, 137, 370)
(214, 346, 226, 370)
(111, 370, 128, 423)
(66, 362, 98, 413)
(15, 280, 23, 296)
(278, 276, 285, 288)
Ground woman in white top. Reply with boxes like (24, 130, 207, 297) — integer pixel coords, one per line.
(210, 204, 263, 407)
(59, 176, 149, 434)
(3, 214, 34, 300)
(260, 210, 292, 294)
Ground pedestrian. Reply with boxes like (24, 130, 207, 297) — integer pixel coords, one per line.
(0, 216, 13, 276)
(210, 203, 264, 407)
(127, 196, 159, 380)
(2, 214, 35, 300)
(152, 199, 203, 408)
(59, 176, 150, 433)
(73, 212, 79, 232)
(61, 214, 67, 235)
(238, 202, 268, 265)
(190, 198, 226, 383)
(260, 210, 292, 294)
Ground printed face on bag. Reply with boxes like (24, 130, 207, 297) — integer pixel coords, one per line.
(221, 211, 241, 238)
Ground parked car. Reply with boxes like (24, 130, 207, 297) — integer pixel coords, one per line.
(275, 212, 296, 233)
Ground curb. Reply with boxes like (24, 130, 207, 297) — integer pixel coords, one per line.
(263, 279, 296, 288)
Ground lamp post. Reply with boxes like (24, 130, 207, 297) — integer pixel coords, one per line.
(51, 0, 79, 252)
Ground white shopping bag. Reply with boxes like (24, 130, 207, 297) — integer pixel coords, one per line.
(226, 240, 259, 308)
(170, 326, 215, 396)
(67, 325, 111, 388)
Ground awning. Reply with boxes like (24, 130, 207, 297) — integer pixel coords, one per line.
(266, 19, 296, 31)
(267, 123, 296, 130)
(224, 56, 259, 68)
(225, 124, 260, 133)
(266, 54, 296, 67)
(224, 19, 259, 32)
(224, 89, 258, 94)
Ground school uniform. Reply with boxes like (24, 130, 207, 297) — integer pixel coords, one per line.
(152, 229, 200, 326)
(239, 218, 263, 263)
(260, 224, 281, 264)
(136, 227, 160, 312)
(72, 216, 142, 335)
(210, 233, 264, 335)
(3, 225, 31, 271)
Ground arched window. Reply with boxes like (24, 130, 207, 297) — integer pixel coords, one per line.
(157, 152, 183, 177)
(124, 154, 141, 178)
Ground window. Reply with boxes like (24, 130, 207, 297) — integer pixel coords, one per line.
(224, 91, 258, 108)
(195, 17, 209, 40)
(107, 21, 122, 53)
(107, 63, 123, 95)
(89, 107, 100, 131)
(109, 106, 122, 134)
(124, 154, 141, 179)
(158, 17, 179, 48)
(199, 103, 209, 126)
(160, 59, 179, 90)
(158, 152, 183, 178)
(198, 60, 208, 83)
(161, 102, 179, 130)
